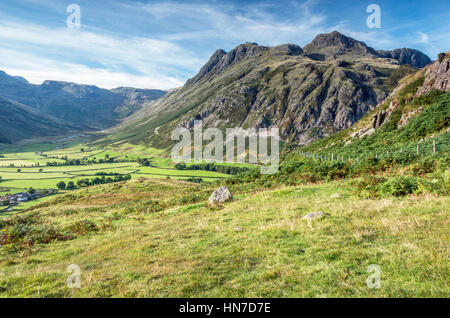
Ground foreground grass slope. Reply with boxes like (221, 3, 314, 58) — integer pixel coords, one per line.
(0, 177, 448, 297)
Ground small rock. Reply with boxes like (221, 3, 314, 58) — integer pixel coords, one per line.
(209, 186, 233, 204)
(235, 227, 243, 231)
(303, 212, 329, 219)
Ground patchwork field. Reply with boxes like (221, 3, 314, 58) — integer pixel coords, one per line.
(0, 163, 228, 187)
(0, 144, 242, 214)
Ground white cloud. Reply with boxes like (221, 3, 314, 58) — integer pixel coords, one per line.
(0, 52, 184, 90)
(1, 0, 445, 90)
(0, 20, 201, 89)
(418, 31, 429, 43)
(0, 2, 335, 89)
(141, 1, 329, 46)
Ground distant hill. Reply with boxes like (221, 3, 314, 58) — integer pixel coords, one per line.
(0, 71, 167, 129)
(0, 96, 76, 143)
(0, 71, 166, 140)
(99, 31, 431, 149)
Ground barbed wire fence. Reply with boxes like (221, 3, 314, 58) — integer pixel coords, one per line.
(293, 137, 450, 163)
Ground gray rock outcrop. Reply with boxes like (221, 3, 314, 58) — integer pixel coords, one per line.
(419, 52, 450, 94)
(209, 186, 233, 204)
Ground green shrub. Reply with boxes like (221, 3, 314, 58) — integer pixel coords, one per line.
(0, 214, 69, 249)
(376, 176, 419, 197)
(350, 176, 386, 198)
(186, 177, 203, 183)
(413, 158, 436, 175)
(64, 220, 98, 236)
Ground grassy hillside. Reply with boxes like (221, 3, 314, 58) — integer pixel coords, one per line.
(0, 177, 448, 297)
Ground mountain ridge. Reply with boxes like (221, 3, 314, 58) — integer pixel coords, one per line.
(303, 31, 431, 68)
(98, 31, 431, 149)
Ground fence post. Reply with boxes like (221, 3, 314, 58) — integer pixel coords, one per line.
(417, 143, 419, 155)
(433, 140, 436, 154)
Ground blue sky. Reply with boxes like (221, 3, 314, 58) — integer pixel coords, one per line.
(0, 0, 448, 89)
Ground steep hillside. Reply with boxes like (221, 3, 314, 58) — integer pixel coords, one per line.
(0, 97, 76, 143)
(99, 31, 429, 149)
(293, 52, 450, 158)
(0, 71, 166, 130)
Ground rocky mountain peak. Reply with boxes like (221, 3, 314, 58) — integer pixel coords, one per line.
(186, 42, 268, 86)
(303, 31, 377, 59)
(377, 48, 431, 68)
(271, 44, 303, 56)
(303, 31, 431, 68)
(186, 49, 227, 85)
(306, 31, 365, 49)
(215, 42, 268, 74)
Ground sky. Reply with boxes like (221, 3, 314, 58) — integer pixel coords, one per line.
(0, 0, 449, 89)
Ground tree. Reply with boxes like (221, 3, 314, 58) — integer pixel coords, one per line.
(66, 181, 75, 190)
(17, 169, 21, 173)
(39, 168, 43, 172)
(175, 162, 187, 170)
(57, 181, 67, 190)
(77, 179, 90, 187)
(28, 187, 36, 194)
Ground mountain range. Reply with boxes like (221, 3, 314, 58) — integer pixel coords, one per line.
(98, 31, 431, 148)
(0, 71, 166, 143)
(0, 31, 434, 146)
